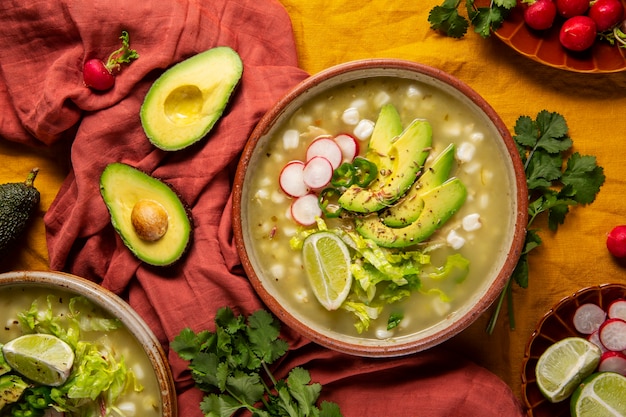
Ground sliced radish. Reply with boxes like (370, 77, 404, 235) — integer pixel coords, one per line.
(588, 330, 609, 353)
(334, 133, 359, 162)
(573, 303, 607, 334)
(598, 350, 626, 376)
(608, 299, 626, 321)
(306, 137, 343, 169)
(599, 318, 626, 351)
(279, 161, 309, 198)
(302, 156, 333, 189)
(290, 193, 322, 226)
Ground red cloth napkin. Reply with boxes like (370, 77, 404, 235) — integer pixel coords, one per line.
(0, 1, 524, 416)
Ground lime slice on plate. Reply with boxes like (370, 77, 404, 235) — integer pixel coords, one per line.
(535, 336, 602, 403)
(302, 231, 352, 311)
(571, 371, 626, 417)
(2, 333, 75, 386)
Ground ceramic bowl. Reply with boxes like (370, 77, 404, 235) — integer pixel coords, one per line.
(232, 59, 528, 357)
(474, 0, 626, 73)
(522, 283, 626, 416)
(0, 270, 177, 417)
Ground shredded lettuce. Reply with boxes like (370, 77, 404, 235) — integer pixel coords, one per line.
(10, 296, 142, 417)
(293, 219, 471, 333)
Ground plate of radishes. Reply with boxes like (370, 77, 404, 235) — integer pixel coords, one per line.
(522, 283, 626, 416)
(475, 0, 626, 73)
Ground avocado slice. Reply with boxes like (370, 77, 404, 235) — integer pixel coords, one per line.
(355, 177, 467, 248)
(140, 46, 243, 151)
(0, 168, 40, 257)
(366, 103, 403, 172)
(100, 163, 192, 266)
(338, 118, 432, 214)
(381, 143, 456, 227)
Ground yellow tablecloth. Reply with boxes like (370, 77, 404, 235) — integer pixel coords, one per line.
(2, 0, 626, 404)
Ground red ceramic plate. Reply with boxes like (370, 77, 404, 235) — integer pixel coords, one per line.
(474, 0, 626, 73)
(521, 283, 626, 417)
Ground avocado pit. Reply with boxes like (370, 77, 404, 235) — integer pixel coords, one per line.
(131, 199, 169, 241)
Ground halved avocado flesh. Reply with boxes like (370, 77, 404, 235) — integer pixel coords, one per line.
(140, 46, 243, 151)
(100, 163, 192, 266)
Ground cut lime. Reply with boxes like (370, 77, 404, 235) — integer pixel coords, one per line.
(571, 372, 626, 417)
(535, 337, 602, 403)
(2, 334, 75, 386)
(302, 231, 352, 311)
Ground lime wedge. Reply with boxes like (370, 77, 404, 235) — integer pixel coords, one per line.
(571, 372, 626, 417)
(536, 337, 602, 403)
(302, 231, 352, 311)
(2, 334, 75, 386)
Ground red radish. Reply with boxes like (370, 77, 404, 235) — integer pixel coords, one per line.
(524, 0, 558, 30)
(306, 137, 343, 169)
(302, 156, 334, 189)
(559, 15, 597, 51)
(279, 161, 309, 198)
(607, 225, 626, 258)
(83, 31, 139, 91)
(333, 134, 359, 162)
(555, 0, 590, 18)
(608, 299, 626, 321)
(290, 194, 322, 226)
(573, 302, 607, 334)
(598, 350, 626, 375)
(588, 330, 609, 352)
(588, 0, 625, 31)
(599, 318, 626, 351)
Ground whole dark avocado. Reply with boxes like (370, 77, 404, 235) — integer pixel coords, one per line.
(0, 168, 40, 255)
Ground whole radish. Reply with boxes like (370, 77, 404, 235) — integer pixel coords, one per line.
(555, 0, 590, 18)
(588, 0, 625, 31)
(607, 225, 626, 258)
(524, 0, 558, 30)
(559, 15, 598, 50)
(83, 31, 139, 91)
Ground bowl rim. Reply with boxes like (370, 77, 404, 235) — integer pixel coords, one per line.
(232, 58, 529, 357)
(520, 282, 626, 415)
(0, 270, 178, 417)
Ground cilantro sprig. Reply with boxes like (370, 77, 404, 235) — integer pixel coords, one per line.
(486, 110, 605, 334)
(171, 307, 343, 417)
(428, 0, 517, 38)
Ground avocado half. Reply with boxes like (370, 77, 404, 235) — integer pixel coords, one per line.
(140, 46, 243, 151)
(100, 163, 192, 266)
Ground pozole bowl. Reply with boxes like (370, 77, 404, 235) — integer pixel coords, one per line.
(232, 59, 528, 357)
(0, 270, 177, 417)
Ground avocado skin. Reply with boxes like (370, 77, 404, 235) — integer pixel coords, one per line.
(0, 168, 40, 256)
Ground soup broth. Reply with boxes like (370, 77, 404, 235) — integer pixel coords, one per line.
(0, 285, 162, 417)
(245, 76, 516, 341)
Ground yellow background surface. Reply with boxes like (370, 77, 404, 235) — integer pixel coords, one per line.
(2, 0, 626, 404)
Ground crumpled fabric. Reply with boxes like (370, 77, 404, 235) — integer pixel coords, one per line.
(0, 0, 524, 415)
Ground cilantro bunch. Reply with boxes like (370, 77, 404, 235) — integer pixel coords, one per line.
(486, 110, 605, 334)
(428, 0, 517, 38)
(171, 307, 343, 417)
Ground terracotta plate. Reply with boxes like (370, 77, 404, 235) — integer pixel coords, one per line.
(521, 283, 626, 417)
(474, 0, 626, 73)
